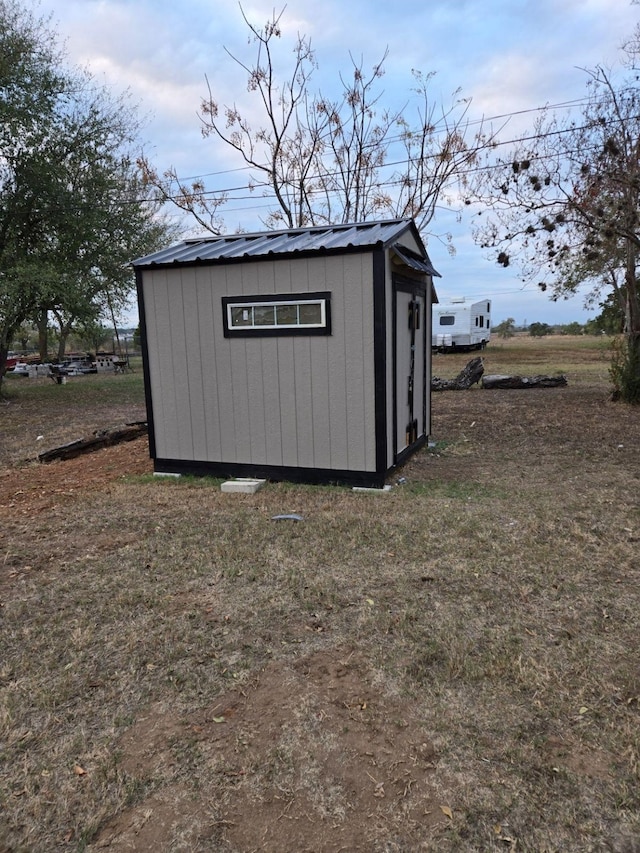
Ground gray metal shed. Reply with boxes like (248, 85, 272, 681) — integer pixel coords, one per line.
(133, 218, 440, 488)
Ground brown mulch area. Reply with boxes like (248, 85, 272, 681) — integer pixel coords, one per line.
(0, 438, 152, 517)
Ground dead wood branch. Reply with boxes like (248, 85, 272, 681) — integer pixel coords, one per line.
(482, 374, 568, 390)
(432, 357, 484, 391)
(38, 422, 148, 463)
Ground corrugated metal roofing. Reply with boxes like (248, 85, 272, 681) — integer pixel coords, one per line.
(392, 244, 441, 278)
(133, 218, 438, 273)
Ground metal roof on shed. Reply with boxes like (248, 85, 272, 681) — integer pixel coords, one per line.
(133, 218, 439, 276)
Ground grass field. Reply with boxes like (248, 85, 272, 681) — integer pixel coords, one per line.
(1, 337, 639, 852)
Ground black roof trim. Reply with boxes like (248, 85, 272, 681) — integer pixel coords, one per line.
(392, 244, 441, 278)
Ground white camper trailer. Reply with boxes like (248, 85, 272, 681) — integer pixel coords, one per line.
(432, 297, 491, 351)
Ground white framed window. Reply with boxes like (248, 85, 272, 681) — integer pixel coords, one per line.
(222, 292, 331, 337)
(228, 299, 325, 330)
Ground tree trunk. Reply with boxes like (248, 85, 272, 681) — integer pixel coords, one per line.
(37, 309, 49, 362)
(0, 341, 8, 392)
(0, 318, 13, 391)
(482, 373, 567, 389)
(626, 259, 640, 387)
(432, 357, 484, 391)
(613, 254, 640, 403)
(38, 422, 148, 462)
(57, 335, 67, 362)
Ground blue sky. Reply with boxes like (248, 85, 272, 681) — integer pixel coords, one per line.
(48, 0, 639, 325)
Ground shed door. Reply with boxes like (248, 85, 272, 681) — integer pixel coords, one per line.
(394, 281, 426, 457)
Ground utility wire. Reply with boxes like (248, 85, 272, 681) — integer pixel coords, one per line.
(140, 118, 638, 210)
(170, 95, 595, 184)
(31, 95, 639, 215)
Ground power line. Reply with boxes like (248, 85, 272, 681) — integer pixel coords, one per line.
(171, 95, 596, 185)
(27, 93, 639, 219)
(140, 123, 634, 213)
(137, 102, 640, 213)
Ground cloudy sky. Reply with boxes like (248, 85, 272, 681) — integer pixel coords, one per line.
(47, 0, 639, 325)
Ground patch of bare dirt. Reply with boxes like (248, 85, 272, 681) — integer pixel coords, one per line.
(90, 650, 445, 852)
(0, 437, 152, 516)
(89, 785, 209, 851)
(406, 383, 639, 486)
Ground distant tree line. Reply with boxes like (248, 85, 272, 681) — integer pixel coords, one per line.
(493, 312, 623, 339)
(7, 320, 141, 360)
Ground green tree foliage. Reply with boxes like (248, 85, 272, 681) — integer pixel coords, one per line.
(471, 39, 640, 402)
(494, 317, 516, 338)
(560, 322, 584, 335)
(69, 321, 112, 355)
(139, 7, 494, 241)
(585, 290, 626, 335)
(529, 322, 552, 337)
(0, 0, 173, 389)
(0, 1, 61, 379)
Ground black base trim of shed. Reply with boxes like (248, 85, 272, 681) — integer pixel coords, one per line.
(153, 458, 393, 489)
(394, 434, 427, 468)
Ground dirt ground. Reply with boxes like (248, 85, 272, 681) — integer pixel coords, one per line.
(2, 440, 448, 852)
(0, 437, 151, 518)
(1, 347, 640, 852)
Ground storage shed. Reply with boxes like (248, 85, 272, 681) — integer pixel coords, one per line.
(133, 218, 440, 488)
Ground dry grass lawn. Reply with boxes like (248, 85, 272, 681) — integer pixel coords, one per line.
(0, 336, 639, 852)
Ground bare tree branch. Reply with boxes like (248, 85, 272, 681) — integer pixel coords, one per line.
(143, 5, 494, 240)
(469, 48, 640, 401)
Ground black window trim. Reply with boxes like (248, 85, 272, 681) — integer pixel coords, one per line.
(222, 291, 332, 338)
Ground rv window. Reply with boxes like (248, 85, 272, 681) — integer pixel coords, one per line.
(439, 315, 455, 326)
(222, 292, 331, 337)
(479, 316, 484, 328)
(487, 303, 490, 313)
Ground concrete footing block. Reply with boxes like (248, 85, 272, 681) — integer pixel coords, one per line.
(221, 478, 266, 494)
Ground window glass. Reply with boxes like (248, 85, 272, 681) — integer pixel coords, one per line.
(276, 304, 298, 325)
(224, 294, 329, 336)
(439, 315, 455, 326)
(299, 302, 322, 325)
(253, 305, 275, 326)
(231, 306, 253, 327)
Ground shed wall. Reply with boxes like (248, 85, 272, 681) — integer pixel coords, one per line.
(384, 236, 434, 466)
(142, 253, 377, 473)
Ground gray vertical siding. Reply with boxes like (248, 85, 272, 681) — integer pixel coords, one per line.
(142, 252, 377, 473)
(384, 233, 435, 466)
(385, 254, 396, 466)
(425, 276, 434, 438)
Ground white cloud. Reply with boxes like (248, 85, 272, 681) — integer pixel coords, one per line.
(43, 0, 640, 323)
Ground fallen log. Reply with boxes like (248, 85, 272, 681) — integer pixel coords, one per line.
(432, 356, 484, 391)
(38, 422, 148, 463)
(482, 373, 567, 390)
